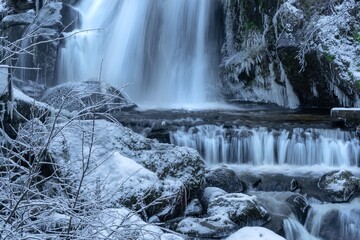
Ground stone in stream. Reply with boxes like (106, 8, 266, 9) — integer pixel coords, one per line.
(318, 170, 360, 203)
(204, 165, 246, 193)
(177, 187, 270, 238)
(253, 191, 310, 236)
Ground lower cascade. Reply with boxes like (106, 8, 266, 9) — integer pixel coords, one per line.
(170, 125, 360, 166)
(284, 200, 360, 240)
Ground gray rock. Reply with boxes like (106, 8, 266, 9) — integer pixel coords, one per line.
(41, 80, 137, 113)
(48, 119, 205, 221)
(0, 11, 35, 29)
(306, 207, 360, 240)
(176, 215, 237, 238)
(202, 187, 227, 209)
(185, 199, 203, 216)
(34, 3, 63, 31)
(205, 165, 245, 193)
(177, 190, 270, 238)
(253, 191, 309, 236)
(318, 170, 360, 202)
(208, 192, 271, 227)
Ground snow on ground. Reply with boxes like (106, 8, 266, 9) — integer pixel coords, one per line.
(96, 208, 185, 240)
(226, 227, 285, 240)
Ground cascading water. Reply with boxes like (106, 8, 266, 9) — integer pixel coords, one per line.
(170, 125, 360, 166)
(57, 0, 222, 108)
(283, 199, 360, 240)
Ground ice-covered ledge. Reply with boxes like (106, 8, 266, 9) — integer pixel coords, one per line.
(331, 108, 360, 119)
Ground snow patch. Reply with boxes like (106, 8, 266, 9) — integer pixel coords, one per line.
(226, 227, 285, 240)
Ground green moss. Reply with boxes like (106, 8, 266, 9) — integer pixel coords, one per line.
(353, 78, 360, 89)
(354, 32, 360, 43)
(245, 21, 258, 31)
(325, 54, 335, 62)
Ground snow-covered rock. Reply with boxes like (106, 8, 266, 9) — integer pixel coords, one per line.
(208, 193, 270, 227)
(184, 198, 203, 217)
(48, 119, 205, 219)
(41, 80, 136, 113)
(176, 215, 237, 238)
(0, 11, 35, 29)
(318, 170, 360, 202)
(226, 227, 285, 240)
(202, 187, 227, 208)
(177, 188, 270, 238)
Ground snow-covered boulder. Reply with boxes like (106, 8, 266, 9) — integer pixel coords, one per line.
(177, 189, 270, 238)
(184, 199, 203, 217)
(318, 170, 360, 202)
(208, 193, 270, 227)
(226, 227, 285, 240)
(41, 80, 136, 113)
(176, 215, 238, 238)
(202, 187, 227, 209)
(48, 119, 205, 220)
(205, 165, 246, 193)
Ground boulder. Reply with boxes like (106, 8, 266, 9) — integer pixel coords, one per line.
(0, 2, 79, 86)
(306, 207, 360, 240)
(176, 215, 237, 238)
(318, 170, 360, 202)
(205, 165, 246, 193)
(177, 188, 270, 238)
(48, 119, 205, 221)
(41, 80, 137, 113)
(184, 199, 203, 217)
(0, 11, 34, 29)
(202, 187, 227, 205)
(208, 193, 271, 227)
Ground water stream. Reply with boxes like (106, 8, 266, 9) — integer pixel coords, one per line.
(58, 0, 222, 108)
(170, 125, 360, 166)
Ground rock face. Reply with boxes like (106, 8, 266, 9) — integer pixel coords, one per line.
(221, 0, 360, 108)
(0, 2, 79, 86)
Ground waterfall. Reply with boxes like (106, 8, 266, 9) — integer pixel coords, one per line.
(283, 201, 360, 240)
(57, 0, 222, 108)
(170, 125, 360, 166)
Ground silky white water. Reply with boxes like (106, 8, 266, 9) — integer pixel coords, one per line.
(283, 199, 360, 240)
(57, 0, 222, 108)
(170, 125, 360, 166)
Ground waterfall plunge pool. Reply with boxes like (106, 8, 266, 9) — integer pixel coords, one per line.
(115, 105, 360, 240)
